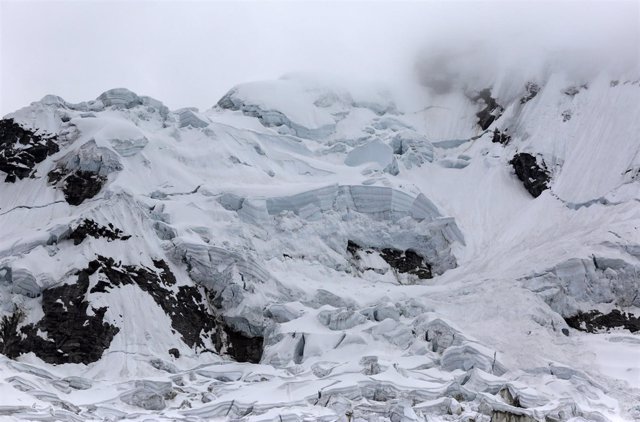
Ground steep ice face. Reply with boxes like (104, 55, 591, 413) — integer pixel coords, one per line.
(0, 72, 638, 422)
(473, 74, 640, 204)
(216, 74, 398, 139)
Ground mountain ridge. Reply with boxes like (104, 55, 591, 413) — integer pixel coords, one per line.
(0, 73, 638, 421)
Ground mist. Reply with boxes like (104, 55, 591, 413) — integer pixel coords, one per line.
(1, 0, 638, 115)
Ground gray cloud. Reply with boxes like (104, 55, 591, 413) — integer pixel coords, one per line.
(1, 1, 638, 115)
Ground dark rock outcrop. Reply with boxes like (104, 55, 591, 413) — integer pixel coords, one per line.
(12, 268, 120, 364)
(509, 153, 551, 198)
(564, 84, 588, 97)
(492, 128, 511, 145)
(380, 249, 432, 279)
(0, 308, 24, 359)
(472, 89, 503, 130)
(47, 141, 122, 205)
(0, 253, 266, 364)
(69, 219, 131, 245)
(348, 241, 432, 280)
(520, 82, 540, 104)
(347, 240, 361, 256)
(221, 324, 263, 364)
(0, 256, 234, 364)
(0, 118, 59, 182)
(565, 309, 640, 333)
(89, 257, 217, 349)
(48, 169, 106, 206)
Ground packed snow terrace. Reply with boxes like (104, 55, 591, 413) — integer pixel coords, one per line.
(0, 74, 639, 421)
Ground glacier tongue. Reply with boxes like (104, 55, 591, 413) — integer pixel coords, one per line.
(0, 74, 638, 421)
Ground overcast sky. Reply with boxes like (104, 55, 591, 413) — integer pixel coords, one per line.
(1, 1, 638, 115)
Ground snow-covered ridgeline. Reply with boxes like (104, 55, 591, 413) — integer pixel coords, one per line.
(0, 71, 638, 421)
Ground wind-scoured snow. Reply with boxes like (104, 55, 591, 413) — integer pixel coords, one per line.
(0, 72, 639, 421)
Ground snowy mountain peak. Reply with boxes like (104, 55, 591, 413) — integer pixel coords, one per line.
(0, 73, 639, 421)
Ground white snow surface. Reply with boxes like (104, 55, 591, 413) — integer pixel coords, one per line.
(0, 72, 639, 421)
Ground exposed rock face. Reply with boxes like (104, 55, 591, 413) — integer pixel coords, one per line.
(348, 241, 433, 280)
(48, 140, 122, 205)
(379, 248, 432, 279)
(0, 309, 24, 358)
(492, 128, 511, 145)
(520, 82, 540, 105)
(8, 267, 120, 364)
(90, 256, 216, 349)
(49, 170, 106, 205)
(346, 239, 362, 256)
(220, 325, 263, 363)
(80, 255, 263, 362)
(0, 118, 59, 182)
(68, 219, 131, 245)
(509, 153, 550, 198)
(564, 84, 588, 97)
(473, 89, 503, 130)
(565, 309, 640, 333)
(2, 252, 259, 364)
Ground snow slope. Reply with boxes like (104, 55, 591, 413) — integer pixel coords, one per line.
(0, 72, 638, 421)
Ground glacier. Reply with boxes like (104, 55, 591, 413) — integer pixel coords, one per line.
(0, 71, 638, 422)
